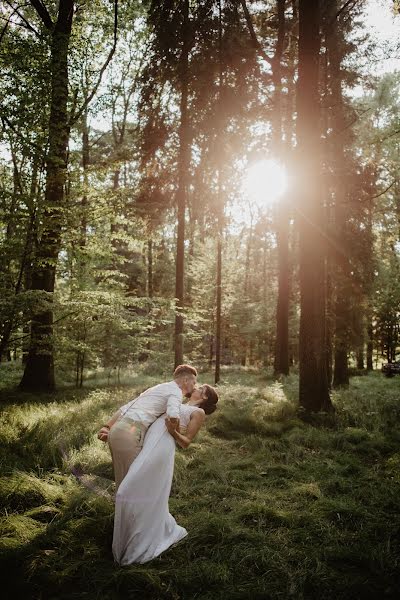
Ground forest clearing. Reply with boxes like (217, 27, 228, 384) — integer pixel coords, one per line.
(1, 368, 400, 599)
(1, 0, 400, 597)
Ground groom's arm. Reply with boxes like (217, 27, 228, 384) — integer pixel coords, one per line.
(166, 391, 182, 430)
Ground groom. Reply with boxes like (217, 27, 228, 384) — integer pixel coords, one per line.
(97, 364, 197, 489)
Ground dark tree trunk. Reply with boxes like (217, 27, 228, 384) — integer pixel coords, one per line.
(356, 346, 364, 370)
(215, 226, 222, 384)
(186, 205, 195, 299)
(327, 0, 350, 388)
(321, 26, 333, 389)
(273, 0, 289, 377)
(22, 198, 37, 365)
(243, 221, 253, 297)
(274, 205, 290, 375)
(78, 108, 89, 286)
(333, 344, 348, 386)
(0, 159, 38, 361)
(20, 1, 74, 392)
(365, 176, 374, 372)
(242, 220, 253, 366)
(110, 168, 121, 249)
(262, 233, 269, 367)
(147, 239, 153, 298)
(325, 266, 333, 387)
(214, 0, 224, 383)
(297, 0, 332, 412)
(174, 0, 190, 368)
(209, 332, 214, 370)
(367, 322, 373, 370)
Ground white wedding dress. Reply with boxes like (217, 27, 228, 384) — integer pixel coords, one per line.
(112, 404, 201, 564)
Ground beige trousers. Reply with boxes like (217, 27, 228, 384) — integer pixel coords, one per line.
(108, 417, 148, 490)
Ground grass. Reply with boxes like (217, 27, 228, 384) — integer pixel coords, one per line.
(1, 367, 400, 599)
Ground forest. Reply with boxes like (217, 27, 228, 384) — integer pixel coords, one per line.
(1, 1, 400, 599)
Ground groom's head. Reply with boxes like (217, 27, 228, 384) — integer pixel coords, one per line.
(174, 364, 197, 396)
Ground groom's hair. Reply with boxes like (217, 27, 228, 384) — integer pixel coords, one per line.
(173, 364, 198, 379)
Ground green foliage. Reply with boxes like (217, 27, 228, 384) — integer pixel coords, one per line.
(2, 0, 398, 390)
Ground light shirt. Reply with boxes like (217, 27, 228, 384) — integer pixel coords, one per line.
(119, 381, 182, 425)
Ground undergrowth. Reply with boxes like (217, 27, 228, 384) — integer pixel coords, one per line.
(1, 368, 399, 599)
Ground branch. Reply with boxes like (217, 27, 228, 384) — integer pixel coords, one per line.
(1, 115, 43, 155)
(0, 15, 40, 37)
(334, 0, 361, 22)
(0, 15, 12, 44)
(371, 180, 396, 199)
(5, 1, 41, 36)
(375, 128, 400, 144)
(89, 131, 107, 148)
(7, 311, 80, 346)
(29, 0, 53, 30)
(70, 0, 118, 126)
(240, 0, 273, 66)
(336, 107, 373, 134)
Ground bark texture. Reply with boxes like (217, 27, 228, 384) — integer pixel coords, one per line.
(297, 0, 332, 412)
(20, 1, 74, 391)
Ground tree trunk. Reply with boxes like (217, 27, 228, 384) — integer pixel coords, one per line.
(215, 224, 222, 384)
(333, 344, 348, 386)
(242, 220, 253, 366)
(174, 0, 190, 368)
(321, 26, 333, 389)
(356, 346, 364, 370)
(366, 322, 373, 370)
(327, 0, 350, 388)
(209, 332, 214, 370)
(262, 232, 270, 367)
(297, 0, 332, 412)
(274, 204, 290, 375)
(147, 239, 153, 298)
(22, 197, 37, 365)
(273, 0, 289, 377)
(332, 281, 350, 387)
(215, 0, 224, 383)
(78, 108, 89, 286)
(20, 1, 74, 392)
(325, 266, 333, 387)
(0, 156, 38, 361)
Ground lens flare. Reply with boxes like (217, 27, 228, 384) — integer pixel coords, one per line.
(244, 159, 287, 206)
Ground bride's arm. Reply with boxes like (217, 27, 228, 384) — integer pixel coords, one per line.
(165, 410, 205, 449)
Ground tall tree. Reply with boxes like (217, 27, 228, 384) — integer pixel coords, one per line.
(273, 0, 289, 376)
(327, 0, 351, 388)
(215, 0, 225, 384)
(19, 1, 75, 391)
(19, 0, 118, 391)
(297, 0, 333, 412)
(174, 0, 191, 367)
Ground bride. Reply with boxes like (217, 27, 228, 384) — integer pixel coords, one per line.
(112, 384, 218, 565)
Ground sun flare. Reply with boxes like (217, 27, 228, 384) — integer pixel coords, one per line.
(244, 159, 287, 207)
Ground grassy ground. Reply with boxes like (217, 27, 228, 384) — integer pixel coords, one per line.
(1, 367, 400, 599)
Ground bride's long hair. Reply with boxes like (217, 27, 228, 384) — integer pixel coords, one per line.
(199, 384, 218, 415)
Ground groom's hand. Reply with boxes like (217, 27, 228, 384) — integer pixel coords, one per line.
(165, 417, 179, 433)
(97, 427, 109, 442)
